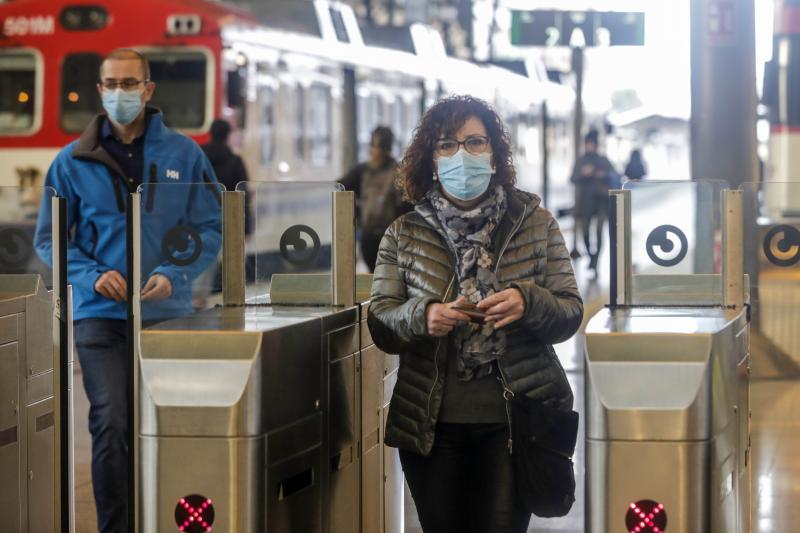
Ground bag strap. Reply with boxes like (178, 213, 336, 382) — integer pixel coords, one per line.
(494, 362, 515, 454)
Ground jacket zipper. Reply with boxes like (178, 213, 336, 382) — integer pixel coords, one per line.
(494, 204, 528, 276)
(425, 274, 455, 420)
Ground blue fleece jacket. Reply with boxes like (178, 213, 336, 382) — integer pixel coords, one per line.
(35, 110, 222, 321)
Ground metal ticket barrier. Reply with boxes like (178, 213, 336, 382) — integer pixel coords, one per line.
(131, 181, 402, 533)
(0, 186, 73, 532)
(585, 181, 751, 533)
(741, 181, 800, 377)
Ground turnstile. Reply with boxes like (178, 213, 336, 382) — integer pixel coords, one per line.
(585, 182, 751, 533)
(0, 275, 55, 533)
(0, 186, 72, 533)
(132, 182, 403, 533)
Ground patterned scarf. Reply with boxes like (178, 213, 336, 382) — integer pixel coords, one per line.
(426, 185, 508, 381)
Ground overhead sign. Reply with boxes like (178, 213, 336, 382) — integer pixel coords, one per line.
(510, 10, 645, 47)
(706, 0, 735, 45)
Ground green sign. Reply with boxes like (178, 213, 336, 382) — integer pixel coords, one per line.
(510, 10, 645, 47)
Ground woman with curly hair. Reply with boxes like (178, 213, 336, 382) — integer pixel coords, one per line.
(367, 95, 583, 532)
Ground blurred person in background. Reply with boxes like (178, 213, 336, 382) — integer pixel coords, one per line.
(570, 128, 617, 279)
(202, 119, 255, 294)
(624, 148, 647, 181)
(368, 95, 582, 533)
(202, 119, 253, 235)
(338, 125, 410, 272)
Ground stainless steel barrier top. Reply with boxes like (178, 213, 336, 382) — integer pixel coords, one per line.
(585, 305, 747, 442)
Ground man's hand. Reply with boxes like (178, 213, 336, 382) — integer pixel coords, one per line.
(426, 296, 471, 337)
(477, 288, 525, 329)
(94, 270, 127, 302)
(141, 274, 173, 301)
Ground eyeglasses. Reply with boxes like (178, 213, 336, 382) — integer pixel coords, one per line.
(434, 135, 490, 157)
(100, 78, 149, 91)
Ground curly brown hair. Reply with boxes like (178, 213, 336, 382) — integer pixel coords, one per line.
(397, 95, 516, 203)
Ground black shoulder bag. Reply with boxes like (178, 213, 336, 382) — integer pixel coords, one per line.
(499, 376, 580, 518)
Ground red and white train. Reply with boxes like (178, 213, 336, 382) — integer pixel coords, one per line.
(0, 0, 577, 209)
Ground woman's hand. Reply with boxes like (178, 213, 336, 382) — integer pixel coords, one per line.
(477, 288, 525, 328)
(426, 296, 471, 337)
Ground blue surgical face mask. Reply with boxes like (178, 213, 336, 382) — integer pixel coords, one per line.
(436, 149, 493, 201)
(102, 89, 144, 125)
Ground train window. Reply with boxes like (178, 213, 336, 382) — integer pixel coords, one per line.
(259, 86, 275, 164)
(329, 7, 350, 43)
(356, 93, 383, 160)
(0, 52, 37, 134)
(295, 85, 306, 160)
(146, 51, 208, 130)
(61, 53, 102, 133)
(308, 83, 332, 165)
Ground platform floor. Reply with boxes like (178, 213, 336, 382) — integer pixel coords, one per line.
(71, 250, 800, 532)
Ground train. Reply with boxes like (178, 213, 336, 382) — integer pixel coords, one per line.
(0, 0, 578, 196)
(763, 0, 800, 216)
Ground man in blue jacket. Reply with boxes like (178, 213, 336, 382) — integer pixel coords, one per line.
(35, 49, 221, 532)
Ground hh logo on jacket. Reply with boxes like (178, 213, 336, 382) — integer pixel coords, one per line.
(166, 169, 180, 180)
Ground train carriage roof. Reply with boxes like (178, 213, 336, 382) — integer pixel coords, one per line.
(0, 0, 259, 40)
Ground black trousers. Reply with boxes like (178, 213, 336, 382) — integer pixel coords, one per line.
(400, 423, 532, 533)
(74, 319, 130, 533)
(360, 233, 383, 272)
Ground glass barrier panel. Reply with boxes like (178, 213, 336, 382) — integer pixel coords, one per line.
(622, 180, 726, 305)
(0, 186, 55, 288)
(741, 181, 800, 371)
(238, 181, 342, 304)
(137, 182, 224, 324)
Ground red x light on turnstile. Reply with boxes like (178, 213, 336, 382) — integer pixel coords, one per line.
(625, 499, 667, 532)
(174, 494, 215, 532)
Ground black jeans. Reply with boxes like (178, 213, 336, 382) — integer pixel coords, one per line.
(400, 423, 531, 533)
(74, 318, 129, 533)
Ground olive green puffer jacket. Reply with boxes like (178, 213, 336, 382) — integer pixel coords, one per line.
(367, 187, 583, 456)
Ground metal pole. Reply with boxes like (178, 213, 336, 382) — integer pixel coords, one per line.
(690, 0, 758, 187)
(222, 191, 246, 306)
(52, 196, 70, 532)
(332, 191, 356, 307)
(343, 67, 358, 172)
(126, 193, 142, 533)
(609, 189, 632, 306)
(541, 101, 551, 208)
(571, 46, 585, 255)
(571, 46, 585, 166)
(722, 189, 744, 307)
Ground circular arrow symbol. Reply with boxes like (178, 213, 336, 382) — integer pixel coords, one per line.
(763, 225, 800, 267)
(646, 225, 688, 267)
(0, 228, 33, 270)
(279, 224, 320, 267)
(161, 225, 203, 267)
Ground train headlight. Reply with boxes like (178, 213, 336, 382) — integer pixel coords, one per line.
(60, 6, 108, 31)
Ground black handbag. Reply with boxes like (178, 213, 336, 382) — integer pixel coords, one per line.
(501, 384, 580, 518)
